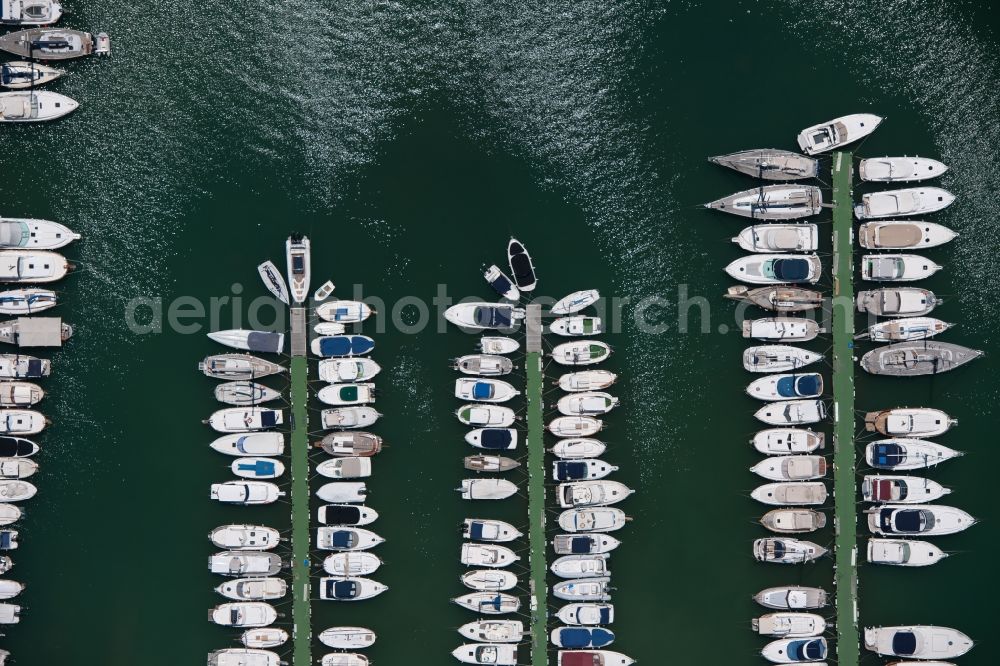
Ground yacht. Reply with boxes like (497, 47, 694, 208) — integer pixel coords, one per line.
(706, 185, 822, 220)
(864, 625, 973, 659)
(796, 113, 882, 154)
(284, 234, 310, 304)
(709, 149, 819, 180)
(855, 187, 955, 219)
(733, 225, 818, 253)
(859, 156, 948, 182)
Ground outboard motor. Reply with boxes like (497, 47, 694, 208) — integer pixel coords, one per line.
(94, 32, 111, 56)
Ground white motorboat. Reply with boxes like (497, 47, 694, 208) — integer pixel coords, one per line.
(464, 428, 518, 451)
(320, 655, 368, 666)
(210, 524, 280, 550)
(709, 149, 819, 180)
(210, 602, 276, 628)
(859, 221, 956, 249)
(314, 322, 345, 337)
(459, 478, 517, 500)
(866, 439, 961, 470)
(761, 637, 828, 663)
(552, 534, 620, 555)
(256, 261, 289, 305)
(313, 280, 335, 301)
(867, 504, 975, 536)
(319, 577, 387, 601)
(317, 504, 379, 526)
(0, 61, 63, 89)
(862, 475, 950, 504)
(311, 335, 375, 358)
(316, 300, 373, 323)
(557, 603, 614, 626)
(864, 626, 973, 659)
(548, 416, 602, 437)
(316, 482, 367, 503)
(210, 433, 285, 457)
(558, 508, 628, 533)
(557, 650, 633, 666)
(318, 383, 376, 406)
(551, 554, 609, 578)
(0, 480, 35, 502)
(0, 580, 22, 599)
(483, 265, 520, 301)
(316, 527, 384, 551)
(455, 378, 519, 403)
(856, 287, 940, 317)
(285, 234, 310, 304)
(557, 393, 618, 417)
(199, 354, 285, 381)
(0, 288, 56, 314)
(733, 225, 818, 253)
(458, 620, 524, 642)
(558, 370, 617, 392)
(553, 577, 611, 601)
(318, 358, 381, 383)
(460, 569, 517, 591)
(865, 317, 951, 342)
(452, 354, 513, 376)
(0, 90, 76, 122)
(208, 551, 282, 577)
(743, 317, 821, 342)
(0, 250, 69, 282)
(797, 113, 882, 154)
(319, 626, 376, 649)
(743, 346, 823, 374)
(507, 238, 537, 292)
(463, 518, 522, 542)
(754, 613, 826, 637)
(550, 438, 607, 459)
(855, 187, 955, 219)
(206, 407, 283, 433)
(751, 456, 827, 482)
(706, 185, 823, 220)
(754, 586, 827, 610)
(214, 381, 280, 406)
(551, 290, 600, 315)
(746, 373, 823, 401)
(207, 649, 279, 666)
(0, 504, 20, 526)
(460, 543, 518, 568)
(0, 382, 42, 407)
(466, 454, 517, 474)
(321, 407, 380, 430)
(864, 408, 955, 438)
(860, 156, 948, 182)
(557, 480, 633, 509)
(754, 537, 826, 564)
(751, 482, 828, 506)
(551, 340, 611, 366)
(456, 404, 515, 427)
(445, 303, 524, 330)
(0, 411, 45, 436)
(451, 592, 520, 614)
(550, 316, 603, 337)
(316, 457, 372, 479)
(755, 400, 827, 425)
(862, 254, 942, 282)
(208, 329, 285, 355)
(867, 538, 946, 566)
(553, 459, 617, 481)
(478, 336, 520, 355)
(210, 481, 283, 506)
(753, 429, 824, 455)
(0, 218, 78, 249)
(760, 509, 826, 534)
(0, 0, 62, 25)
(224, 460, 283, 485)
(323, 552, 382, 576)
(242, 628, 288, 649)
(215, 578, 286, 601)
(453, 644, 517, 665)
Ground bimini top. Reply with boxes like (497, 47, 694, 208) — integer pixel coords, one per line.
(776, 374, 822, 398)
(326, 580, 357, 599)
(879, 508, 931, 533)
(765, 258, 811, 282)
(555, 462, 588, 481)
(246, 331, 283, 354)
(321, 505, 361, 524)
(557, 627, 614, 648)
(789, 639, 826, 660)
(479, 429, 513, 450)
(892, 632, 917, 655)
(475, 307, 512, 329)
(317, 336, 374, 357)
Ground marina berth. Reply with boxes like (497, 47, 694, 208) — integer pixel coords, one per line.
(311, 335, 375, 358)
(760, 509, 826, 534)
(458, 478, 517, 500)
(708, 149, 819, 180)
(318, 358, 381, 383)
(477, 336, 520, 355)
(558, 507, 628, 533)
(452, 643, 517, 665)
(318, 626, 376, 649)
(0, 288, 57, 314)
(558, 370, 617, 392)
(317, 504, 378, 526)
(464, 428, 518, 450)
(863, 625, 973, 659)
(866, 504, 976, 536)
(215, 577, 287, 601)
(316, 482, 367, 503)
(746, 373, 823, 401)
(751, 456, 827, 482)
(551, 554, 609, 578)
(856, 287, 940, 317)
(864, 408, 955, 438)
(858, 221, 956, 249)
(862, 475, 950, 503)
(315, 300, 373, 323)
(209, 602, 277, 628)
(0, 90, 76, 122)
(316, 457, 372, 479)
(552, 459, 617, 481)
(743, 346, 823, 374)
(0, 410, 46, 435)
(207, 329, 284, 354)
(548, 416, 602, 437)
(742, 317, 821, 342)
(867, 538, 946, 566)
(320, 406, 381, 429)
(796, 113, 882, 154)
(460, 543, 518, 568)
(860, 341, 982, 376)
(550, 626, 615, 648)
(551, 289, 600, 315)
(557, 603, 614, 626)
(507, 238, 537, 291)
(552, 534, 620, 555)
(553, 577, 611, 601)
(550, 438, 607, 459)
(460, 569, 518, 591)
(753, 537, 827, 564)
(557, 392, 618, 416)
(199, 354, 284, 380)
(451, 592, 521, 614)
(753, 612, 826, 638)
(861, 254, 941, 282)
(284, 234, 310, 304)
(0, 250, 68, 282)
(725, 285, 823, 312)
(0, 436, 37, 457)
(0, 61, 63, 88)
(210, 481, 283, 505)
(324, 552, 382, 576)
(463, 518, 522, 543)
(456, 404, 515, 427)
(0, 480, 35, 501)
(751, 482, 828, 506)
(753, 428, 824, 455)
(210, 433, 285, 457)
(207, 649, 279, 666)
(483, 265, 520, 301)
(256, 260, 289, 305)
(862, 316, 951, 342)
(209, 524, 280, 550)
(551, 340, 611, 366)
(761, 637, 827, 663)
(208, 551, 282, 577)
(0, 28, 109, 59)
(320, 655, 368, 666)
(854, 187, 955, 219)
(316, 527, 383, 551)
(557, 480, 633, 508)
(549, 315, 603, 337)
(557, 650, 634, 666)
(458, 619, 524, 642)
(318, 576, 387, 601)
(733, 225, 819, 253)
(705, 185, 823, 220)
(865, 439, 962, 470)
(0, 382, 42, 406)
(754, 399, 827, 425)
(755, 586, 827, 610)
(214, 381, 280, 406)
(206, 407, 283, 433)
(859, 156, 948, 182)
(452, 354, 513, 376)
(0, 218, 79, 249)
(463, 455, 518, 472)
(445, 303, 525, 330)
(317, 383, 376, 406)
(242, 628, 289, 649)
(454, 378, 519, 403)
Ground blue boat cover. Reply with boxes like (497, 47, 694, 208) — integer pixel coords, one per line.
(331, 580, 357, 599)
(319, 336, 374, 357)
(261, 411, 278, 428)
(483, 595, 502, 611)
(480, 429, 512, 450)
(246, 331, 283, 354)
(771, 541, 786, 558)
(331, 307, 352, 321)
(469, 522, 485, 540)
(570, 537, 593, 554)
(590, 628, 614, 647)
(330, 530, 354, 548)
(474, 307, 512, 329)
(509, 241, 536, 288)
(873, 443, 904, 468)
(556, 461, 587, 481)
(473, 382, 493, 400)
(557, 628, 594, 648)
(795, 374, 821, 396)
(771, 258, 810, 282)
(488, 273, 515, 296)
(0, 532, 10, 549)
(25, 360, 43, 378)
(598, 607, 612, 624)
(238, 459, 276, 476)
(888, 509, 924, 533)
(892, 632, 917, 655)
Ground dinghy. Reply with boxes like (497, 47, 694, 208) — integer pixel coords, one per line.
(557, 481, 633, 508)
(551, 627, 615, 648)
(464, 455, 519, 472)
(754, 538, 826, 564)
(558, 370, 617, 392)
(215, 578, 286, 601)
(550, 439, 606, 459)
(459, 478, 517, 500)
(0, 288, 56, 314)
(321, 655, 368, 666)
(753, 613, 826, 638)
(558, 508, 628, 533)
(867, 504, 975, 536)
(0, 505, 20, 526)
(752, 456, 827, 482)
(316, 482, 367, 503)
(549, 416, 602, 437)
(553, 534, 620, 555)
(318, 626, 376, 649)
(552, 341, 611, 366)
(557, 604, 614, 626)
(478, 337, 519, 355)
(316, 301, 373, 323)
(553, 577, 611, 601)
(1, 61, 63, 88)
(743, 317, 821, 342)
(284, 234, 310, 304)
(319, 577, 387, 601)
(256, 261, 289, 305)
(760, 509, 826, 534)
(465, 428, 518, 451)
(0, 250, 69, 281)
(207, 649, 279, 666)
(313, 280, 335, 301)
(864, 408, 955, 438)
(855, 187, 955, 219)
(315, 432, 382, 457)
(460, 569, 517, 591)
(483, 265, 520, 301)
(460, 543, 519, 568)
(856, 287, 939, 317)
(0, 218, 78, 249)
(753, 429, 824, 455)
(865, 439, 962, 470)
(862, 316, 951, 342)
(210, 433, 284, 457)
(206, 407, 283, 433)
(725, 286, 823, 312)
(0, 89, 76, 122)
(761, 637, 827, 663)
(0, 580, 21, 599)
(860, 156, 948, 182)
(746, 373, 823, 401)
(755, 399, 826, 425)
(459, 620, 524, 642)
(317, 504, 379, 526)
(551, 290, 600, 315)
(452, 354, 513, 376)
(199, 354, 284, 380)
(755, 586, 827, 610)
(451, 592, 520, 614)
(311, 335, 375, 358)
(861, 342, 982, 376)
(709, 149, 819, 180)
(859, 221, 955, 250)
(318, 358, 381, 383)
(445, 303, 525, 330)
(867, 538, 946, 567)
(208, 330, 285, 354)
(796, 113, 882, 154)
(317, 527, 383, 551)
(0, 480, 35, 502)
(242, 628, 288, 649)
(210, 525, 280, 551)
(550, 316, 603, 337)
(862, 474, 950, 504)
(463, 518, 522, 542)
(232, 457, 285, 479)
(507, 238, 537, 291)
(0, 411, 45, 436)
(318, 383, 376, 406)
(208, 551, 282, 577)
(706, 185, 823, 220)
(215, 382, 280, 406)
(557, 392, 618, 416)
(316, 457, 371, 479)
(453, 644, 517, 665)
(323, 552, 382, 576)
(557, 650, 633, 666)
(0, 382, 42, 407)
(733, 225, 819, 253)
(455, 378, 519, 403)
(553, 459, 617, 481)
(456, 404, 515, 427)
(751, 482, 828, 506)
(210, 602, 277, 628)
(862, 254, 941, 282)
(864, 626, 973, 659)
(726, 255, 822, 285)
(743, 346, 822, 373)
(320, 407, 381, 429)
(210, 481, 283, 505)
(551, 554, 609, 578)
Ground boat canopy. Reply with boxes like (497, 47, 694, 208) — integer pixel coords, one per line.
(339, 386, 358, 401)
(319, 336, 373, 356)
(327, 580, 356, 599)
(568, 537, 593, 554)
(555, 462, 588, 480)
(260, 411, 278, 428)
(246, 331, 283, 354)
(767, 258, 810, 282)
(892, 631, 917, 655)
(872, 443, 904, 467)
(329, 531, 356, 548)
(776, 374, 821, 397)
(872, 478, 905, 501)
(322, 505, 360, 523)
(789, 639, 825, 660)
(558, 628, 596, 648)
(473, 382, 494, 400)
(474, 307, 512, 328)
(480, 429, 512, 450)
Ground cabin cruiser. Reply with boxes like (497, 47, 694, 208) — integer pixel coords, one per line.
(483, 265, 520, 301)
(557, 603, 614, 626)
(199, 354, 284, 380)
(284, 234, 310, 304)
(864, 408, 955, 438)
(0, 480, 35, 501)
(709, 149, 819, 180)
(465, 428, 517, 451)
(861, 342, 982, 376)
(206, 407, 283, 433)
(557, 392, 618, 416)
(0, 0, 62, 25)
(210, 602, 276, 628)
(558, 370, 617, 392)
(210, 481, 283, 506)
(746, 373, 823, 401)
(751, 456, 827, 482)
(0, 459, 34, 479)
(558, 508, 628, 533)
(550, 316, 603, 337)
(451, 592, 520, 614)
(452, 354, 513, 376)
(753, 613, 826, 638)
(455, 378, 519, 403)
(867, 504, 975, 536)
(445, 303, 524, 330)
(207, 649, 279, 666)
(210, 433, 285, 457)
(320, 407, 381, 429)
(551, 554, 610, 578)
(463, 518, 522, 543)
(461, 569, 517, 591)
(865, 439, 962, 470)
(864, 625, 973, 659)
(465, 454, 517, 472)
(861, 254, 941, 282)
(706, 185, 822, 220)
(208, 551, 282, 577)
(553, 459, 617, 481)
(316, 300, 373, 323)
(0, 28, 108, 59)
(552, 534, 620, 555)
(557, 650, 634, 666)
(725, 286, 823, 312)
(478, 336, 519, 355)
(318, 358, 381, 383)
(743, 317, 821, 342)
(460, 543, 518, 568)
(743, 346, 823, 373)
(0, 505, 21, 527)
(214, 382, 280, 406)
(859, 156, 948, 182)
(456, 404, 515, 427)
(856, 288, 939, 317)
(0, 383, 42, 407)
(733, 225, 818, 253)
(316, 482, 367, 503)
(754, 399, 827, 426)
(863, 317, 951, 342)
(551, 626, 615, 648)
(754, 586, 827, 610)
(311, 335, 375, 358)
(0, 218, 78, 249)
(316, 527, 383, 551)
(751, 482, 828, 506)
(867, 538, 946, 566)
(216, 578, 286, 601)
(458, 620, 524, 642)
(553, 577, 611, 601)
(725, 255, 822, 285)
(760, 509, 826, 534)
(452, 644, 517, 665)
(0, 250, 69, 281)
(317, 384, 376, 406)
(855, 187, 955, 219)
(761, 637, 827, 663)
(858, 221, 955, 249)
(796, 113, 882, 154)
(752, 429, 824, 455)
(550, 439, 607, 459)
(548, 416, 603, 437)
(754, 538, 826, 564)
(551, 290, 600, 315)
(507, 238, 537, 291)
(210, 525, 280, 551)
(861, 475, 950, 504)
(0, 410, 45, 436)
(319, 577, 387, 601)
(557, 481, 633, 508)
(318, 626, 376, 649)
(316, 457, 371, 479)
(459, 478, 517, 500)
(317, 504, 379, 526)
(320, 654, 368, 666)
(551, 340, 611, 366)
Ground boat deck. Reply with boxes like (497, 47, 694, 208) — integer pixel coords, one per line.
(831, 150, 860, 666)
(524, 325, 547, 666)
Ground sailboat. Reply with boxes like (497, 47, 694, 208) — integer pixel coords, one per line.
(256, 261, 289, 305)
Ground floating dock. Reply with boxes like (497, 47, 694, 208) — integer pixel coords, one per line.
(831, 151, 860, 666)
(524, 304, 547, 666)
(289, 307, 311, 666)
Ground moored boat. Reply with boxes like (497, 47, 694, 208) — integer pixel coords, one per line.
(557, 508, 628, 533)
(215, 577, 286, 601)
(557, 370, 617, 392)
(463, 518, 522, 543)
(861, 254, 941, 282)
(460, 543, 519, 568)
(209, 524, 280, 551)
(507, 238, 537, 292)
(866, 504, 975, 536)
(316, 527, 383, 551)
(456, 404, 515, 427)
(553, 577, 611, 601)
(208, 551, 282, 577)
(557, 650, 633, 666)
(548, 416, 602, 437)
(743, 346, 822, 373)
(0, 250, 69, 281)
(550, 316, 603, 337)
(864, 408, 955, 438)
(0, 61, 63, 89)
(862, 316, 951, 342)
(214, 381, 280, 406)
(318, 383, 376, 406)
(209, 602, 276, 628)
(551, 340, 611, 366)
(458, 619, 524, 642)
(199, 354, 284, 381)
(732, 224, 818, 253)
(797, 113, 882, 154)
(452, 643, 517, 665)
(551, 554, 609, 579)
(751, 482, 828, 506)
(861, 342, 982, 376)
(317, 504, 378, 526)
(753, 612, 826, 637)
(557, 392, 618, 416)
(318, 358, 380, 383)
(452, 354, 513, 376)
(551, 290, 600, 315)
(459, 478, 517, 500)
(455, 378, 519, 403)
(321, 407, 381, 430)
(256, 261, 289, 305)
(864, 625, 973, 659)
(206, 407, 283, 433)
(311, 335, 375, 358)
(760, 509, 826, 534)
(550, 438, 606, 459)
(323, 552, 382, 576)
(0, 288, 57, 314)
(550, 626, 615, 648)
(859, 220, 956, 249)
(483, 265, 520, 301)
(867, 538, 946, 566)
(318, 576, 387, 601)
(557, 480, 633, 508)
(314, 432, 382, 457)
(451, 592, 520, 614)
(209, 433, 285, 457)
(445, 303, 524, 330)
(746, 373, 823, 401)
(556, 603, 614, 626)
(316, 457, 371, 479)
(709, 149, 819, 180)
(464, 455, 519, 472)
(284, 234, 310, 304)
(208, 329, 284, 354)
(552, 534, 620, 555)
(855, 187, 955, 219)
(0, 218, 78, 249)
(754, 399, 827, 426)
(859, 156, 948, 182)
(754, 586, 827, 610)
(465, 428, 517, 451)
(207, 649, 279, 666)
(751, 456, 826, 482)
(316, 300, 373, 323)
(865, 439, 962, 470)
(210, 481, 283, 506)
(318, 626, 376, 649)
(316, 482, 367, 504)
(0, 382, 42, 407)
(742, 317, 821, 342)
(242, 628, 288, 649)
(552, 459, 617, 481)
(706, 185, 823, 220)
(0, 29, 107, 59)
(725, 285, 823, 312)
(856, 287, 939, 317)
(752, 429, 824, 455)
(477, 336, 519, 355)
(754, 537, 826, 564)
(761, 636, 827, 663)
(861, 474, 950, 504)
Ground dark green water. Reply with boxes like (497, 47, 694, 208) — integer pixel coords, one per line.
(4, 1, 1000, 664)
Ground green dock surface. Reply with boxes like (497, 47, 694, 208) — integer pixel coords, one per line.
(525, 350, 547, 666)
(831, 151, 859, 666)
(289, 353, 311, 666)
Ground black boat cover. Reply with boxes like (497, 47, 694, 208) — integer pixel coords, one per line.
(246, 331, 283, 354)
(480, 429, 513, 450)
(509, 242, 536, 288)
(323, 505, 361, 524)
